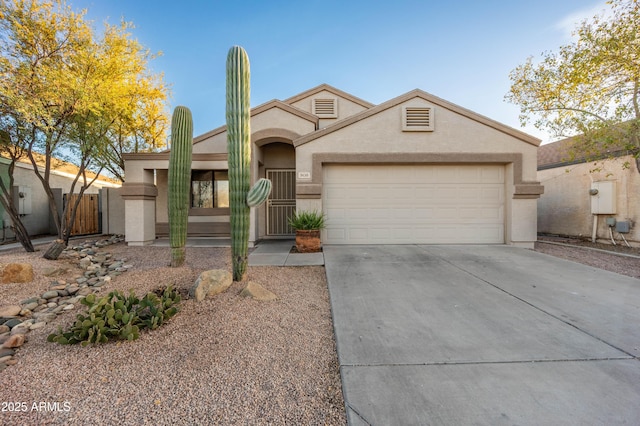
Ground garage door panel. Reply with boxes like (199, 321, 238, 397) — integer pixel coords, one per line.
(323, 165, 505, 244)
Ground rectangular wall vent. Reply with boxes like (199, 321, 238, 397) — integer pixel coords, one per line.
(402, 106, 434, 131)
(313, 98, 338, 118)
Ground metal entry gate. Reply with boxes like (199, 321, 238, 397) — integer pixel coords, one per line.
(266, 169, 295, 236)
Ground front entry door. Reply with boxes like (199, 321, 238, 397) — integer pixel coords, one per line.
(266, 169, 296, 236)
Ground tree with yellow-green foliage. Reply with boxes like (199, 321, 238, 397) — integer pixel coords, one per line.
(0, 0, 169, 251)
(506, 0, 639, 169)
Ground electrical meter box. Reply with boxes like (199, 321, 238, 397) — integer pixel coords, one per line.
(590, 181, 616, 214)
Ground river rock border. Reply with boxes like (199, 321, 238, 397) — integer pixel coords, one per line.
(0, 235, 129, 372)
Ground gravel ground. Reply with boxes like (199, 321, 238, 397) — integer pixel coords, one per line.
(535, 236, 640, 279)
(1, 236, 638, 425)
(0, 242, 345, 425)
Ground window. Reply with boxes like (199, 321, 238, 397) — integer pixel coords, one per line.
(402, 106, 434, 131)
(191, 170, 229, 208)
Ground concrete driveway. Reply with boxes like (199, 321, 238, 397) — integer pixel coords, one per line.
(323, 245, 640, 425)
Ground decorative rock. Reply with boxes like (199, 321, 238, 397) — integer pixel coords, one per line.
(0, 305, 21, 317)
(3, 319, 22, 329)
(20, 297, 39, 305)
(0, 348, 14, 358)
(76, 277, 88, 285)
(32, 312, 56, 322)
(190, 269, 233, 302)
(0, 325, 9, 334)
(2, 334, 25, 348)
(42, 291, 59, 300)
(66, 296, 83, 305)
(46, 302, 57, 308)
(239, 281, 277, 301)
(67, 285, 80, 295)
(10, 326, 29, 336)
(79, 257, 92, 269)
(51, 284, 67, 291)
(22, 302, 39, 311)
(78, 288, 93, 296)
(29, 322, 47, 330)
(2, 263, 34, 283)
(63, 304, 75, 311)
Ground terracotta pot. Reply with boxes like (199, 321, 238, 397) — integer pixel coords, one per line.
(295, 230, 321, 253)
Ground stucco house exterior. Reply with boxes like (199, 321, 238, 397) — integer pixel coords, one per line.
(123, 84, 543, 247)
(538, 137, 639, 245)
(0, 154, 121, 240)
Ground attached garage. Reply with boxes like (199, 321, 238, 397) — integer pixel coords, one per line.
(322, 164, 505, 244)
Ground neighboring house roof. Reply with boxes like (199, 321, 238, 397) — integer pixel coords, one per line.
(538, 136, 633, 170)
(294, 89, 541, 147)
(0, 152, 121, 187)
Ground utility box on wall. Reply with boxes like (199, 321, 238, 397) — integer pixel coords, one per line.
(590, 181, 616, 214)
(12, 186, 32, 215)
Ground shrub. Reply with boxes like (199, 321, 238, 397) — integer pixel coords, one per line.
(47, 286, 181, 346)
(288, 210, 326, 230)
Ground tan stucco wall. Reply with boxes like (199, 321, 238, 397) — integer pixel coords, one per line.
(295, 96, 541, 247)
(538, 155, 639, 244)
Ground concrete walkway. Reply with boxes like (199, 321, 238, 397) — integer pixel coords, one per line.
(153, 237, 325, 266)
(248, 239, 324, 266)
(324, 245, 640, 425)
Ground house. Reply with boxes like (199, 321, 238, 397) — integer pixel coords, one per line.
(0, 153, 121, 241)
(538, 137, 639, 245)
(123, 84, 543, 247)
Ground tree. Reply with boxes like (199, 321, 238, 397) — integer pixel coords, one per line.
(0, 115, 35, 252)
(506, 0, 640, 169)
(0, 0, 169, 250)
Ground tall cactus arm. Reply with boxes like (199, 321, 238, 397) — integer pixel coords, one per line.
(247, 178, 272, 207)
(168, 106, 193, 267)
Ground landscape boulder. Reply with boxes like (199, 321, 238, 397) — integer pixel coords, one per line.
(0, 305, 22, 317)
(240, 281, 277, 301)
(2, 263, 34, 284)
(190, 269, 233, 302)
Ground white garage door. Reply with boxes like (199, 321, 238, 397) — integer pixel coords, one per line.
(323, 164, 505, 244)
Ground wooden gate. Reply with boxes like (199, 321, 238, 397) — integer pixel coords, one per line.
(64, 193, 99, 236)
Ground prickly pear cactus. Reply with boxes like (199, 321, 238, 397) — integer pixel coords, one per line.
(168, 106, 193, 267)
(226, 46, 271, 281)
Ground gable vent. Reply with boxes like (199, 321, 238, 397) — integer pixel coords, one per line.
(402, 106, 434, 131)
(313, 98, 338, 118)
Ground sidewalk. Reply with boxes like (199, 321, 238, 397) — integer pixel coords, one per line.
(0, 235, 59, 253)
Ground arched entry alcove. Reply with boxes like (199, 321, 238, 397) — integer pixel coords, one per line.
(253, 129, 298, 240)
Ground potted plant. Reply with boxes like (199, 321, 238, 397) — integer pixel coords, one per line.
(288, 210, 326, 253)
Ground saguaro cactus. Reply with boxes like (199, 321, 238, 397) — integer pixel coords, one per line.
(168, 106, 193, 267)
(226, 45, 271, 281)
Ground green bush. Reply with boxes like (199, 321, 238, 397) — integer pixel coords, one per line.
(287, 210, 326, 230)
(47, 286, 181, 346)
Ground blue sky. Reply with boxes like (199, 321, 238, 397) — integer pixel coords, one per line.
(71, 0, 608, 143)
